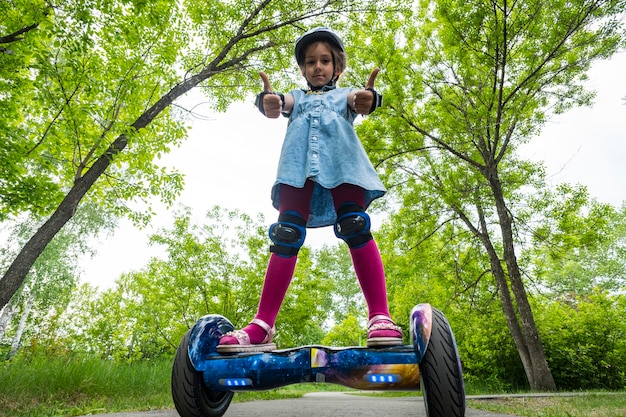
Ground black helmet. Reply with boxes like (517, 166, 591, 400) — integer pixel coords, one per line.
(294, 27, 345, 66)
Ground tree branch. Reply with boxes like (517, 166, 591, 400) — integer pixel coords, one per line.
(0, 23, 40, 44)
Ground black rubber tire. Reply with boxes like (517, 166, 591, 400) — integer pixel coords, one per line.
(171, 330, 234, 417)
(419, 308, 466, 417)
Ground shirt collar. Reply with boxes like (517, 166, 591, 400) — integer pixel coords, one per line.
(304, 84, 337, 93)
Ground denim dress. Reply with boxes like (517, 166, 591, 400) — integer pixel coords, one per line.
(271, 86, 386, 228)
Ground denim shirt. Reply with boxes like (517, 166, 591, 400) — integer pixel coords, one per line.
(271, 87, 386, 228)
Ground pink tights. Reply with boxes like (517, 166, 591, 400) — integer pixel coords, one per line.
(231, 181, 391, 344)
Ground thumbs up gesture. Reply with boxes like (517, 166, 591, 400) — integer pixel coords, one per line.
(259, 72, 283, 118)
(352, 68, 381, 115)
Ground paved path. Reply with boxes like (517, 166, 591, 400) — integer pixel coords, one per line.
(88, 392, 516, 417)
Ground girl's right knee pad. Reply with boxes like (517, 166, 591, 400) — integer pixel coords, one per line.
(269, 211, 307, 257)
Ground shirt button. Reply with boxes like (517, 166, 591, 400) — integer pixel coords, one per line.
(312, 136, 318, 141)
(313, 119, 318, 124)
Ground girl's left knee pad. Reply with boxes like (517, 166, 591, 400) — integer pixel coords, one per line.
(334, 203, 373, 248)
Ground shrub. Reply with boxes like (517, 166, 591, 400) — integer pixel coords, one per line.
(536, 290, 626, 390)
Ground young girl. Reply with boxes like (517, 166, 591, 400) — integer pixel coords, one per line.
(218, 27, 402, 353)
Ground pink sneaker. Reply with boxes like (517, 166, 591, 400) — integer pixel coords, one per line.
(367, 315, 403, 347)
(217, 318, 276, 353)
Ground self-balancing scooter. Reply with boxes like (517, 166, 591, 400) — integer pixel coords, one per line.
(171, 303, 465, 417)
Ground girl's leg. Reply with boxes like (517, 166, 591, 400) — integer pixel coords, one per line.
(331, 184, 401, 343)
(220, 181, 314, 346)
(255, 180, 314, 327)
(331, 184, 389, 318)
(350, 240, 391, 319)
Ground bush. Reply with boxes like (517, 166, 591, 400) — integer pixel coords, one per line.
(450, 305, 528, 391)
(536, 290, 626, 390)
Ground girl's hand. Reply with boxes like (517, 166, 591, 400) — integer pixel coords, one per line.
(259, 72, 283, 118)
(351, 68, 379, 115)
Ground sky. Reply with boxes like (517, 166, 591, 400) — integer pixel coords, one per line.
(79, 53, 626, 289)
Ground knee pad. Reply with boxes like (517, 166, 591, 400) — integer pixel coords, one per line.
(334, 203, 373, 248)
(269, 211, 307, 257)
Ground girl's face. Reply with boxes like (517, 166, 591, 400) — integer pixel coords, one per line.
(302, 42, 340, 88)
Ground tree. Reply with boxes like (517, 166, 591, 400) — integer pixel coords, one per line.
(52, 206, 336, 358)
(314, 244, 364, 325)
(0, 202, 115, 357)
(352, 0, 625, 390)
(524, 184, 626, 296)
(0, 0, 389, 308)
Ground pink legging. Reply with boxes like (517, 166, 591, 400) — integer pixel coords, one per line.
(253, 180, 391, 331)
(279, 180, 364, 217)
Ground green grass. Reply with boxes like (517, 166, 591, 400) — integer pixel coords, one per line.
(467, 393, 626, 417)
(0, 354, 346, 417)
(0, 354, 173, 417)
(1, 354, 625, 417)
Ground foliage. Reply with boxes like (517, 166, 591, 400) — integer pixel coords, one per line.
(0, 202, 115, 357)
(47, 206, 349, 359)
(314, 244, 364, 325)
(4, 202, 626, 390)
(0, 0, 187, 221)
(535, 290, 626, 390)
(374, 181, 626, 391)
(376, 214, 529, 389)
(0, 0, 394, 310)
(347, 0, 626, 391)
(321, 311, 366, 347)
(452, 305, 527, 391)
(524, 184, 626, 296)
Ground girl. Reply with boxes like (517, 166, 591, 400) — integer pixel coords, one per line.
(218, 27, 402, 353)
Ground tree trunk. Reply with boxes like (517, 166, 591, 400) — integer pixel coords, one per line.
(0, 302, 16, 343)
(447, 159, 557, 391)
(9, 291, 34, 359)
(487, 169, 556, 391)
(474, 208, 533, 372)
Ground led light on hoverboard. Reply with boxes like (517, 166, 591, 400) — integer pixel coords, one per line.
(219, 378, 253, 387)
(366, 374, 401, 383)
